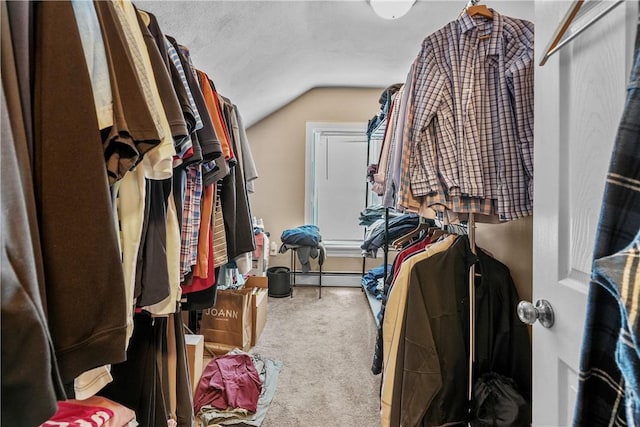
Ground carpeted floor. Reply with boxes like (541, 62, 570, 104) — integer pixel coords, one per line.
(251, 286, 381, 427)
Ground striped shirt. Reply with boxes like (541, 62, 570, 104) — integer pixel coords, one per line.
(165, 36, 201, 159)
(180, 164, 203, 281)
(407, 10, 534, 221)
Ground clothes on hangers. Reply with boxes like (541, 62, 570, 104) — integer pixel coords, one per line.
(378, 233, 531, 427)
(1, 14, 66, 423)
(380, 234, 459, 426)
(1, 1, 260, 423)
(371, 232, 434, 375)
(375, 10, 533, 223)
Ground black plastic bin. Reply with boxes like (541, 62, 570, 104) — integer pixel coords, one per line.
(267, 266, 291, 297)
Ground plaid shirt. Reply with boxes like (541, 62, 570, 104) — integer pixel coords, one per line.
(592, 234, 640, 425)
(398, 64, 425, 214)
(575, 31, 640, 426)
(407, 11, 534, 221)
(180, 165, 203, 281)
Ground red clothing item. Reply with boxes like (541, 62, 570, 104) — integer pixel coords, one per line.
(70, 396, 136, 427)
(392, 237, 431, 281)
(254, 232, 264, 258)
(41, 401, 113, 426)
(194, 353, 261, 413)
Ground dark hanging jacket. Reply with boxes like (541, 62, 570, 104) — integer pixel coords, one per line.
(392, 236, 531, 426)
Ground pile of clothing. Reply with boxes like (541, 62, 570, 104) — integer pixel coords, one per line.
(40, 396, 137, 427)
(361, 213, 421, 257)
(359, 205, 402, 227)
(194, 350, 282, 426)
(361, 264, 392, 300)
(278, 225, 324, 273)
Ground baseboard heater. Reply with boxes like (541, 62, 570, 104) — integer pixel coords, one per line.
(289, 271, 362, 287)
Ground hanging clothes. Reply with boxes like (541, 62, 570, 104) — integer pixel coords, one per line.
(1, 12, 66, 423)
(2, 1, 261, 423)
(379, 232, 531, 427)
(34, 0, 129, 385)
(383, 10, 534, 223)
(380, 235, 459, 426)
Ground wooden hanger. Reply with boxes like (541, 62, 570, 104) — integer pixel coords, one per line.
(391, 221, 430, 249)
(467, 4, 493, 20)
(426, 226, 449, 242)
(539, 0, 624, 66)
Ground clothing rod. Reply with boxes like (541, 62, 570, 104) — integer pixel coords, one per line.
(383, 207, 390, 282)
(468, 213, 476, 404)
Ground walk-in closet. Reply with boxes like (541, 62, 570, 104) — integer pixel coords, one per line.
(2, 1, 639, 426)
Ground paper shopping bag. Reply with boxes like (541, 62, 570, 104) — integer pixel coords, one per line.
(199, 288, 253, 351)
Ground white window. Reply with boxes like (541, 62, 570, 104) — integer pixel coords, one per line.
(305, 122, 372, 256)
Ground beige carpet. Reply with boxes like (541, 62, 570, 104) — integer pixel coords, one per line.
(251, 286, 382, 427)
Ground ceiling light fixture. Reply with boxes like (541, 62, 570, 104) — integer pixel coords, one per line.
(369, 0, 416, 20)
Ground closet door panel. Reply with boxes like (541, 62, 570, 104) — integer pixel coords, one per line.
(532, 1, 637, 425)
(565, 12, 630, 273)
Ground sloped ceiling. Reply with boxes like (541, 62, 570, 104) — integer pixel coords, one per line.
(142, 1, 535, 127)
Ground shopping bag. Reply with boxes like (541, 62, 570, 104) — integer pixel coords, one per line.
(199, 288, 253, 351)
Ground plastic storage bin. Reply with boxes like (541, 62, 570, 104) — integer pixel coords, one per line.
(266, 266, 291, 298)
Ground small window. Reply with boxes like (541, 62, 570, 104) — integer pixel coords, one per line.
(305, 122, 370, 256)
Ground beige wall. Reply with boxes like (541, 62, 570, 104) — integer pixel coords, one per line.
(246, 86, 532, 302)
(476, 216, 533, 304)
(247, 87, 384, 273)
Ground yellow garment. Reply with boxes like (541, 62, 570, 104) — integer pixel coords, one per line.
(117, 165, 146, 343)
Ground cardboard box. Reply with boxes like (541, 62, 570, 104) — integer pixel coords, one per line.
(204, 341, 238, 356)
(245, 276, 268, 346)
(184, 334, 204, 393)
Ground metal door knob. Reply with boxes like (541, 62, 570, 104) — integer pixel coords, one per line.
(517, 299, 555, 328)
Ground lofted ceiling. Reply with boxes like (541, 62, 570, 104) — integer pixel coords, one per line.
(142, 1, 535, 127)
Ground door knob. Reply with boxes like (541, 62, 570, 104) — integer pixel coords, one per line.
(517, 299, 554, 328)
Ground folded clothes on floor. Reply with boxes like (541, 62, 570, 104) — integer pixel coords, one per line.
(194, 353, 262, 414)
(198, 350, 283, 426)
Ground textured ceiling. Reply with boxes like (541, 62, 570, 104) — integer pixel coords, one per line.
(142, 1, 535, 127)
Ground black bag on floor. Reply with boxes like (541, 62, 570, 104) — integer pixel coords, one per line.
(470, 372, 531, 427)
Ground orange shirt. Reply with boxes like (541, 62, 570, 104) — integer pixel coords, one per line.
(196, 69, 234, 160)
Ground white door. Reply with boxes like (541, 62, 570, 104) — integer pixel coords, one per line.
(532, 1, 638, 426)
